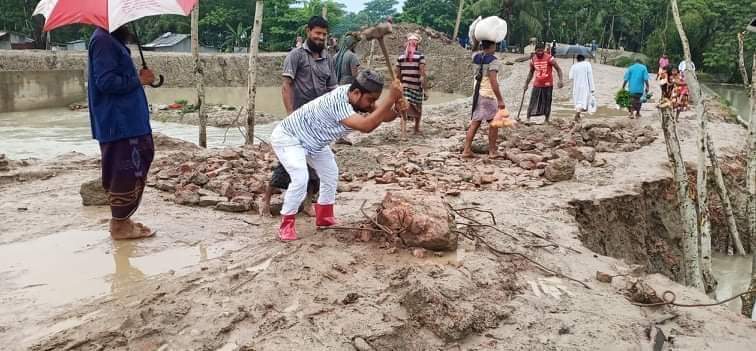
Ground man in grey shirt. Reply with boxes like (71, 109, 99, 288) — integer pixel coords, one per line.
(335, 34, 360, 85)
(281, 16, 337, 114)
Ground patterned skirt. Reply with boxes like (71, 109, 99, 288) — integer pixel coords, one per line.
(472, 96, 498, 122)
(403, 87, 423, 108)
(99, 134, 154, 220)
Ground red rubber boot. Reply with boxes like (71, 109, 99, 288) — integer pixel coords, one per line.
(279, 214, 298, 241)
(314, 204, 337, 227)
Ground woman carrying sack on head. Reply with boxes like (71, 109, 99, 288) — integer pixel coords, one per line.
(462, 40, 506, 159)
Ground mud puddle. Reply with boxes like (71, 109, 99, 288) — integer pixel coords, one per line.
(0, 229, 242, 338)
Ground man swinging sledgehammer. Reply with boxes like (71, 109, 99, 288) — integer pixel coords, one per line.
(271, 70, 405, 241)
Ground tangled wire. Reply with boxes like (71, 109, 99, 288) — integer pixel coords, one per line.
(627, 289, 756, 308)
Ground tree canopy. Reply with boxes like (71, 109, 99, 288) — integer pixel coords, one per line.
(2, 0, 755, 81)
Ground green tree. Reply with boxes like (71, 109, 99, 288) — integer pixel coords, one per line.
(333, 12, 371, 36)
(400, 0, 458, 36)
(362, 0, 399, 23)
(223, 22, 251, 52)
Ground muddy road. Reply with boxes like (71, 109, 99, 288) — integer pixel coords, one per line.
(1, 59, 755, 350)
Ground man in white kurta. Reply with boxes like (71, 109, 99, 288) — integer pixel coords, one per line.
(569, 54, 595, 122)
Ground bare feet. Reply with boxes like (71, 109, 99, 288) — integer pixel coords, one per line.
(488, 152, 504, 159)
(258, 202, 273, 218)
(461, 151, 476, 159)
(110, 219, 155, 240)
(302, 204, 316, 217)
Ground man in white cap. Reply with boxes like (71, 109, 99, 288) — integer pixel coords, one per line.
(271, 70, 404, 241)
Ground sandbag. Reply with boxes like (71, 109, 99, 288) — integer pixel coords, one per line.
(468, 16, 482, 44)
(469, 16, 507, 43)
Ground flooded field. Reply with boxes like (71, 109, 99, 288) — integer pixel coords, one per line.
(705, 83, 752, 122)
(0, 108, 271, 159)
(0, 87, 464, 160)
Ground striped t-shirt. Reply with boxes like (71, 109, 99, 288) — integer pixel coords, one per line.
(279, 85, 355, 152)
(397, 52, 426, 90)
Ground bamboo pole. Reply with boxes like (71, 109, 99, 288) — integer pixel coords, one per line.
(453, 0, 464, 41)
(705, 130, 746, 255)
(738, 32, 749, 88)
(744, 53, 756, 318)
(246, 0, 264, 145)
(661, 108, 703, 289)
(191, 2, 207, 148)
(670, 0, 705, 290)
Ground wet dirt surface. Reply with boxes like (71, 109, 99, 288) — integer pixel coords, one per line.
(2, 59, 756, 350)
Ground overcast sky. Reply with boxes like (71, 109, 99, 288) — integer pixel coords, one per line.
(340, 0, 406, 13)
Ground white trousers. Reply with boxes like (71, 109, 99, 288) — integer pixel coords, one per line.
(271, 125, 339, 215)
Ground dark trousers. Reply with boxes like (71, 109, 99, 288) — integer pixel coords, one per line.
(100, 134, 155, 220)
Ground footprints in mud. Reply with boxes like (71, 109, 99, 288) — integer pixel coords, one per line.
(528, 277, 575, 300)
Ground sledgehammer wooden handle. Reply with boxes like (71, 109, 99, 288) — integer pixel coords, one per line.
(376, 37, 407, 141)
(377, 38, 395, 80)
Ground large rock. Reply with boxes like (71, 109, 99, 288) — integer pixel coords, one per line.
(152, 132, 201, 151)
(376, 191, 457, 251)
(80, 178, 109, 206)
(508, 152, 544, 165)
(587, 127, 611, 140)
(215, 201, 249, 212)
(544, 158, 576, 182)
(174, 189, 200, 205)
(199, 196, 227, 207)
(566, 146, 596, 162)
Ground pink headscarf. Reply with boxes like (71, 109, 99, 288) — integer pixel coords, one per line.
(405, 34, 420, 62)
(659, 55, 669, 69)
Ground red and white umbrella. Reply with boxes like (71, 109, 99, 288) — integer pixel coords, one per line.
(33, 0, 197, 33)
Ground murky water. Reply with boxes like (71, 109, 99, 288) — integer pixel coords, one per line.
(1, 87, 463, 160)
(705, 83, 752, 122)
(0, 108, 273, 160)
(712, 254, 753, 313)
(0, 230, 240, 306)
(146, 86, 466, 116)
(0, 228, 243, 344)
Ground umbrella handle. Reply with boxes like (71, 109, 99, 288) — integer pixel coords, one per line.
(131, 25, 163, 88)
(150, 74, 164, 88)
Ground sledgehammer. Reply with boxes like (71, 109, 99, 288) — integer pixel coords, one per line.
(361, 22, 408, 141)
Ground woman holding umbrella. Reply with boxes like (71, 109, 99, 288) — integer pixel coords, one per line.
(33, 0, 198, 239)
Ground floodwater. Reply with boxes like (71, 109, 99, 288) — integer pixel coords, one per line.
(146, 86, 466, 117)
(0, 108, 272, 160)
(0, 230, 240, 306)
(1, 86, 464, 160)
(712, 254, 753, 314)
(705, 83, 752, 122)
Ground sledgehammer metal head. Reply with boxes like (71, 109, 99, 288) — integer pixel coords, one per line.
(360, 22, 393, 41)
